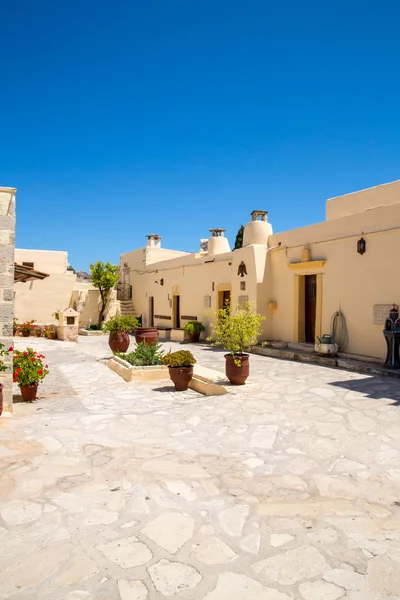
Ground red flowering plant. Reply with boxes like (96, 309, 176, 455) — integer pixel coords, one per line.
(0, 343, 13, 373)
(13, 348, 49, 387)
(18, 320, 36, 334)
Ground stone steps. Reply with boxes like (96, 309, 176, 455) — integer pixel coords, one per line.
(119, 300, 136, 316)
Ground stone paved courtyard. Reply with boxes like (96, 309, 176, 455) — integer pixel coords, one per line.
(1, 336, 400, 599)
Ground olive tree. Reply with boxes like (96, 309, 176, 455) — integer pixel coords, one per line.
(90, 261, 120, 327)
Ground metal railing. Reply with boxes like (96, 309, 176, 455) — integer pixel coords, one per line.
(116, 282, 132, 301)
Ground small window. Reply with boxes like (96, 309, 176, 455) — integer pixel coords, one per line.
(22, 262, 34, 269)
(66, 316, 75, 325)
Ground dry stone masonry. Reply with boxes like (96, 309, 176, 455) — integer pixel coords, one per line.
(0, 187, 16, 413)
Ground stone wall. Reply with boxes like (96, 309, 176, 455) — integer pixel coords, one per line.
(0, 188, 16, 413)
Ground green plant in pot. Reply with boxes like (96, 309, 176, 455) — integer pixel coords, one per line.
(183, 321, 205, 343)
(13, 348, 49, 402)
(13, 318, 18, 336)
(43, 326, 57, 340)
(208, 300, 264, 385)
(103, 316, 139, 353)
(162, 350, 196, 391)
(0, 343, 12, 415)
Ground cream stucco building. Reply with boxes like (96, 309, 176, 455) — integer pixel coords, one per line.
(14, 249, 119, 327)
(121, 180, 400, 361)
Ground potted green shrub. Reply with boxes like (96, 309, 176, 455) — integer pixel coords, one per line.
(0, 343, 12, 415)
(103, 316, 139, 353)
(208, 300, 264, 385)
(162, 350, 196, 391)
(13, 348, 49, 402)
(183, 321, 205, 343)
(13, 318, 18, 336)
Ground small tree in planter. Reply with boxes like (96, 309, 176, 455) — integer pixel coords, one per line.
(0, 343, 12, 415)
(162, 350, 196, 391)
(103, 316, 139, 353)
(13, 348, 49, 402)
(90, 261, 120, 328)
(208, 300, 264, 385)
(183, 321, 205, 343)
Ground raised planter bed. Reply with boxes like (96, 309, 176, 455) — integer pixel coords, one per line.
(108, 355, 169, 382)
(108, 355, 229, 395)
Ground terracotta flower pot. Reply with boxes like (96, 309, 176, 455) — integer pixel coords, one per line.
(20, 384, 38, 402)
(22, 330, 30, 337)
(46, 331, 57, 340)
(188, 333, 200, 343)
(0, 383, 3, 416)
(109, 331, 130, 353)
(225, 353, 250, 385)
(135, 327, 158, 346)
(168, 366, 193, 391)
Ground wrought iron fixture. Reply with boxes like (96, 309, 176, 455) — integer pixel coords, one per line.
(357, 237, 366, 255)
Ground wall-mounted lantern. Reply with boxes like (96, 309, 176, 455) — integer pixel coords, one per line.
(160, 278, 164, 286)
(212, 282, 215, 291)
(357, 237, 366, 255)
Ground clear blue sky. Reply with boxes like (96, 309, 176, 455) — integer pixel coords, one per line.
(2, 1, 399, 271)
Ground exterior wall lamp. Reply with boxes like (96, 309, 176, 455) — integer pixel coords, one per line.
(357, 237, 366, 255)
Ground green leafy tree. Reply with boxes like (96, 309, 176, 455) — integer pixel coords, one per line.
(234, 225, 244, 249)
(207, 299, 265, 360)
(90, 261, 120, 327)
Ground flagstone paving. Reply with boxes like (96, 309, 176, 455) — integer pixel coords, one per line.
(1, 336, 400, 599)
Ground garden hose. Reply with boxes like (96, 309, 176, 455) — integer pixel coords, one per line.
(330, 311, 348, 351)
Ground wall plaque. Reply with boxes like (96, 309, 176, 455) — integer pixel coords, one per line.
(238, 295, 249, 306)
(204, 296, 211, 307)
(154, 314, 171, 320)
(237, 261, 247, 277)
(373, 304, 393, 325)
(181, 315, 197, 321)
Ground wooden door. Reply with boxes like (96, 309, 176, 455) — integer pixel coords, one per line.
(173, 295, 180, 328)
(305, 275, 316, 343)
(149, 297, 154, 327)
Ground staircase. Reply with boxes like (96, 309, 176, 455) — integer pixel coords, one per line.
(119, 299, 136, 317)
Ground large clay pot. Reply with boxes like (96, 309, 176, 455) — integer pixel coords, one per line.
(22, 330, 30, 337)
(188, 333, 200, 343)
(0, 383, 3, 415)
(20, 384, 38, 402)
(135, 327, 158, 346)
(225, 353, 250, 385)
(168, 366, 193, 391)
(109, 332, 130, 353)
(46, 331, 57, 340)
